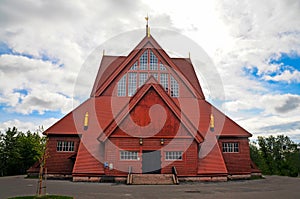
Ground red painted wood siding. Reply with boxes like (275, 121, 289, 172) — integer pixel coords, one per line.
(111, 88, 191, 138)
(104, 138, 198, 176)
(161, 140, 198, 176)
(219, 138, 251, 174)
(45, 135, 80, 175)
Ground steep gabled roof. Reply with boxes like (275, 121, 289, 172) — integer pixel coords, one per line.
(198, 135, 228, 175)
(197, 100, 252, 138)
(90, 56, 126, 97)
(98, 76, 204, 143)
(172, 58, 204, 99)
(90, 35, 205, 99)
(72, 141, 104, 176)
(45, 33, 251, 139)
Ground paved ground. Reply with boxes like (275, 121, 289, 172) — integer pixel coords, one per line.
(0, 175, 299, 199)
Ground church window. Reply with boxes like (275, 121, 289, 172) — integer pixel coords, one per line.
(222, 142, 239, 153)
(117, 75, 127, 96)
(117, 49, 180, 97)
(170, 76, 179, 97)
(165, 151, 183, 160)
(150, 51, 158, 70)
(160, 63, 166, 70)
(128, 72, 137, 96)
(151, 73, 158, 81)
(140, 51, 148, 70)
(120, 151, 138, 160)
(57, 141, 74, 152)
(160, 73, 168, 92)
(139, 73, 148, 87)
(130, 61, 138, 70)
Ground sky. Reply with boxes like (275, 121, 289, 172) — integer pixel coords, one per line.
(0, 0, 299, 143)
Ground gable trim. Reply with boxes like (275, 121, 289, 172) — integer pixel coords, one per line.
(97, 77, 203, 143)
(93, 35, 204, 99)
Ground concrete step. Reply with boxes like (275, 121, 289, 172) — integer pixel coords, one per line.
(130, 174, 175, 185)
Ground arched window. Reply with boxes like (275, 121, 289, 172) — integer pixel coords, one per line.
(117, 49, 179, 97)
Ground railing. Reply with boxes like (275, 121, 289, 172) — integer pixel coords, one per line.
(172, 166, 179, 184)
(126, 166, 133, 185)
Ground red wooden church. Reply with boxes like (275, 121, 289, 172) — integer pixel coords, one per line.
(29, 25, 260, 182)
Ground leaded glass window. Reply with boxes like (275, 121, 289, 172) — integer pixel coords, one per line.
(130, 61, 138, 70)
(160, 73, 168, 92)
(150, 51, 158, 70)
(140, 51, 148, 70)
(139, 73, 148, 87)
(117, 49, 180, 97)
(128, 72, 137, 96)
(151, 73, 158, 81)
(117, 75, 127, 96)
(170, 76, 179, 97)
(160, 63, 166, 70)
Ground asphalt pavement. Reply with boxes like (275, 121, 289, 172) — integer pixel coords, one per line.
(0, 175, 299, 199)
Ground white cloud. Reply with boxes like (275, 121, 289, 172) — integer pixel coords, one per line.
(0, 54, 80, 114)
(264, 70, 300, 83)
(0, 118, 58, 134)
(0, 0, 299, 142)
(237, 115, 300, 143)
(223, 94, 300, 116)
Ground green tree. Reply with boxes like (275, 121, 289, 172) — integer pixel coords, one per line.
(249, 141, 268, 174)
(253, 135, 299, 177)
(1, 127, 21, 175)
(17, 130, 45, 174)
(0, 127, 45, 176)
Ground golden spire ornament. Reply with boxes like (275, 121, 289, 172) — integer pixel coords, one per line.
(145, 14, 150, 37)
(84, 112, 89, 131)
(210, 113, 215, 132)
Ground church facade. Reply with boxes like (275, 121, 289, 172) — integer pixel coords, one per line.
(29, 28, 260, 182)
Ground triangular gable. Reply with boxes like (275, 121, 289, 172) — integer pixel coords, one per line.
(98, 76, 204, 143)
(93, 35, 204, 99)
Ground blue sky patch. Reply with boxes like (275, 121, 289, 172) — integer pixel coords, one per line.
(243, 53, 300, 95)
(269, 52, 300, 71)
(0, 42, 61, 66)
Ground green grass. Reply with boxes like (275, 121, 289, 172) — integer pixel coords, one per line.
(8, 195, 73, 199)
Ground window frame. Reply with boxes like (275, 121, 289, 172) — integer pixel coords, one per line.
(120, 150, 139, 161)
(117, 49, 180, 97)
(222, 142, 239, 153)
(128, 72, 137, 96)
(165, 151, 183, 161)
(117, 74, 127, 96)
(56, 141, 75, 152)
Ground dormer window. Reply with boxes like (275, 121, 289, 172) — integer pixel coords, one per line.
(117, 49, 179, 97)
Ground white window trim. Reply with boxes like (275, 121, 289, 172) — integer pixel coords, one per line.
(165, 151, 183, 161)
(56, 141, 75, 152)
(222, 142, 239, 153)
(120, 151, 139, 161)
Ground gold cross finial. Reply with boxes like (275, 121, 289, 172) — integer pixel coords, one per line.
(145, 14, 150, 37)
(145, 14, 149, 25)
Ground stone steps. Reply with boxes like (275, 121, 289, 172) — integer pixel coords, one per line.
(128, 174, 177, 185)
